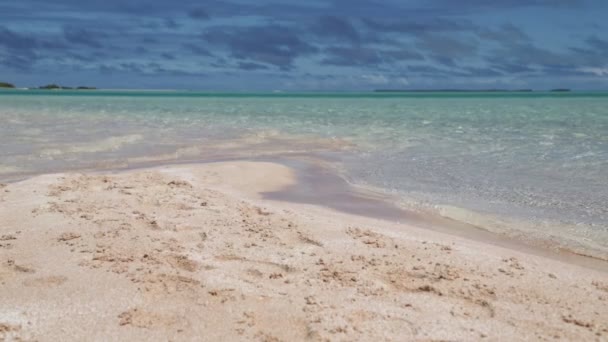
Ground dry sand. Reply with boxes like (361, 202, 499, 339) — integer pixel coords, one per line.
(0, 161, 607, 341)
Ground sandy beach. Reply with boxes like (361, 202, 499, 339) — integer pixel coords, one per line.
(1, 160, 607, 341)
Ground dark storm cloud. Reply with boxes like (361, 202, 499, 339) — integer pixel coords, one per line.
(321, 46, 423, 67)
(135, 46, 148, 54)
(0, 54, 36, 71)
(67, 52, 97, 62)
(490, 43, 566, 67)
(460, 66, 503, 77)
(1, 0, 607, 89)
(313, 16, 360, 43)
(483, 34, 608, 77)
(562, 36, 608, 68)
(182, 43, 213, 57)
(407, 64, 504, 78)
(489, 60, 535, 74)
(63, 26, 105, 48)
(429, 0, 583, 11)
(416, 34, 478, 59)
(384, 49, 425, 61)
(237, 62, 269, 71)
(99, 61, 206, 77)
(161, 52, 176, 60)
(585, 35, 608, 54)
(0, 25, 64, 70)
(0, 26, 38, 51)
(432, 55, 457, 67)
(164, 18, 180, 29)
(362, 17, 476, 34)
(476, 25, 604, 75)
(476, 23, 531, 44)
(142, 37, 158, 44)
(118, 62, 145, 74)
(321, 46, 383, 66)
(202, 25, 317, 70)
(188, 8, 210, 20)
(407, 65, 448, 76)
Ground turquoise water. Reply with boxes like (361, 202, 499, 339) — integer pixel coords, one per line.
(2, 90, 608, 255)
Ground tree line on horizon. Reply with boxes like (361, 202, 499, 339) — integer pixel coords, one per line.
(0, 81, 96, 90)
(1, 81, 574, 92)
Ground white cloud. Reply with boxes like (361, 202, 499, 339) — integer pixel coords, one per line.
(578, 67, 608, 76)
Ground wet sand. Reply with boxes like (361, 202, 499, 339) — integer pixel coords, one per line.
(265, 158, 608, 271)
(1, 161, 607, 341)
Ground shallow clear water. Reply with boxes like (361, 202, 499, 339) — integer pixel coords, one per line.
(2, 90, 607, 255)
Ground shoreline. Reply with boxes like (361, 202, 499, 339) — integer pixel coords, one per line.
(48, 155, 608, 268)
(261, 158, 608, 271)
(1, 160, 607, 340)
(3, 156, 608, 271)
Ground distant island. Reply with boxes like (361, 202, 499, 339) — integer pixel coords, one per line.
(36, 84, 97, 90)
(375, 88, 573, 93)
(375, 89, 540, 93)
(1, 82, 97, 90)
(38, 84, 63, 90)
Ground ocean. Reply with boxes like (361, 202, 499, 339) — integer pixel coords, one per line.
(1, 90, 607, 257)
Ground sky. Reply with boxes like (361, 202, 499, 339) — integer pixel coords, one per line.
(1, 0, 607, 90)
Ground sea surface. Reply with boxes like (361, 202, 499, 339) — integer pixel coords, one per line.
(1, 90, 607, 257)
